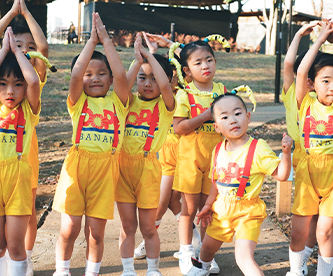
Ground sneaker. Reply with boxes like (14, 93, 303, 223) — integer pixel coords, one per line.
(179, 248, 196, 274)
(173, 251, 180, 259)
(146, 269, 162, 276)
(208, 259, 220, 275)
(302, 259, 308, 276)
(134, 240, 146, 260)
(285, 273, 302, 276)
(120, 270, 137, 276)
(184, 258, 210, 276)
(53, 271, 71, 276)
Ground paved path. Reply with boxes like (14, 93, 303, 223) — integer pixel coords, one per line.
(33, 103, 315, 276)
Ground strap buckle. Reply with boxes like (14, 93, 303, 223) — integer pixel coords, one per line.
(112, 148, 116, 155)
(306, 149, 309, 155)
(236, 196, 241, 200)
(144, 151, 148, 157)
(241, 175, 249, 179)
(17, 153, 22, 161)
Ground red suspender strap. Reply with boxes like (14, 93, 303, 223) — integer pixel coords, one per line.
(16, 105, 25, 159)
(235, 139, 258, 199)
(143, 102, 159, 157)
(224, 85, 227, 93)
(187, 93, 198, 118)
(303, 106, 311, 154)
(75, 99, 88, 146)
(112, 104, 119, 153)
(211, 142, 223, 188)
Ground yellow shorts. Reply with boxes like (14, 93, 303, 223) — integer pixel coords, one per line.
(115, 150, 161, 209)
(292, 141, 306, 170)
(159, 136, 178, 176)
(0, 155, 32, 216)
(292, 153, 333, 217)
(173, 131, 223, 195)
(52, 146, 119, 220)
(28, 129, 39, 189)
(206, 196, 266, 243)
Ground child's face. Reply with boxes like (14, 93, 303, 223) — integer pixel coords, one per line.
(314, 66, 333, 106)
(137, 63, 161, 100)
(0, 73, 27, 109)
(83, 59, 112, 98)
(14, 33, 37, 65)
(185, 48, 216, 85)
(213, 96, 250, 140)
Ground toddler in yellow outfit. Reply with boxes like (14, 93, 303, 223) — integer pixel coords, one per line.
(0, 27, 41, 276)
(115, 33, 175, 276)
(52, 13, 130, 276)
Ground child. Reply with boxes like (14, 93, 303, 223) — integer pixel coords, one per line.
(172, 38, 228, 275)
(133, 32, 201, 260)
(52, 13, 129, 276)
(0, 1, 49, 274)
(287, 20, 333, 276)
(115, 33, 175, 276)
(0, 27, 40, 276)
(185, 93, 292, 276)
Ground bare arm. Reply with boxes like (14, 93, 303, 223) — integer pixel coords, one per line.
(94, 13, 129, 105)
(284, 22, 318, 92)
(173, 108, 212, 135)
(196, 183, 218, 228)
(271, 133, 293, 181)
(145, 32, 181, 56)
(0, 0, 19, 37)
(9, 28, 40, 114)
(19, 0, 48, 82)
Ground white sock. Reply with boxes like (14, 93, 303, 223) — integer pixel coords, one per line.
(0, 255, 7, 276)
(175, 212, 181, 222)
(199, 257, 212, 270)
(180, 244, 195, 254)
(155, 219, 162, 229)
(26, 250, 33, 262)
(303, 246, 313, 262)
(192, 224, 201, 248)
(121, 257, 135, 272)
(55, 259, 70, 273)
(85, 259, 101, 275)
(289, 247, 305, 275)
(147, 257, 159, 271)
(317, 255, 333, 276)
(8, 258, 27, 275)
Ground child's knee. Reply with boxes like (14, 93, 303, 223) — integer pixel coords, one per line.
(316, 228, 333, 244)
(121, 221, 137, 236)
(140, 225, 157, 240)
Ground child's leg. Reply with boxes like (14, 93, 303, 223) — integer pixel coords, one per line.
(198, 194, 208, 242)
(84, 216, 107, 275)
(316, 215, 333, 257)
(199, 234, 223, 264)
(6, 215, 30, 275)
(301, 215, 318, 275)
(55, 213, 82, 273)
(156, 175, 177, 222)
(235, 239, 264, 276)
(0, 216, 7, 275)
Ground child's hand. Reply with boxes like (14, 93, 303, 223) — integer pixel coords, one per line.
(19, 0, 29, 16)
(297, 22, 319, 37)
(281, 133, 293, 153)
(145, 33, 172, 48)
(7, 27, 20, 54)
(10, 0, 20, 16)
(143, 31, 158, 54)
(318, 19, 333, 44)
(196, 204, 213, 228)
(89, 13, 99, 45)
(94, 12, 110, 45)
(1, 28, 11, 54)
(134, 32, 143, 64)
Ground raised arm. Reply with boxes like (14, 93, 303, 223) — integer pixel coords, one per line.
(284, 22, 318, 92)
(69, 15, 98, 105)
(19, 0, 48, 82)
(271, 133, 293, 181)
(144, 32, 181, 56)
(138, 38, 175, 111)
(9, 27, 39, 114)
(94, 12, 129, 105)
(296, 20, 333, 107)
(0, 29, 11, 64)
(0, 0, 20, 37)
(173, 108, 213, 135)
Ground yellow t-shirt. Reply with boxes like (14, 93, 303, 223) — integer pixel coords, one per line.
(68, 92, 128, 153)
(0, 98, 40, 161)
(210, 137, 280, 200)
(122, 94, 175, 155)
(281, 81, 316, 143)
(299, 93, 333, 155)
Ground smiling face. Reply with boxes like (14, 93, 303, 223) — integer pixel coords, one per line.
(0, 73, 27, 109)
(184, 47, 216, 87)
(213, 96, 250, 141)
(313, 65, 333, 106)
(83, 59, 113, 98)
(136, 63, 161, 101)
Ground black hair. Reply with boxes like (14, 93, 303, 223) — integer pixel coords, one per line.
(0, 51, 24, 80)
(10, 15, 31, 36)
(180, 40, 215, 68)
(143, 53, 173, 80)
(210, 92, 247, 122)
(71, 50, 112, 76)
(312, 52, 333, 81)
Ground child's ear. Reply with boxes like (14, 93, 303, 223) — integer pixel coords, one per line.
(183, 66, 191, 77)
(109, 76, 113, 86)
(213, 122, 221, 133)
(247, 111, 251, 124)
(307, 78, 314, 91)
